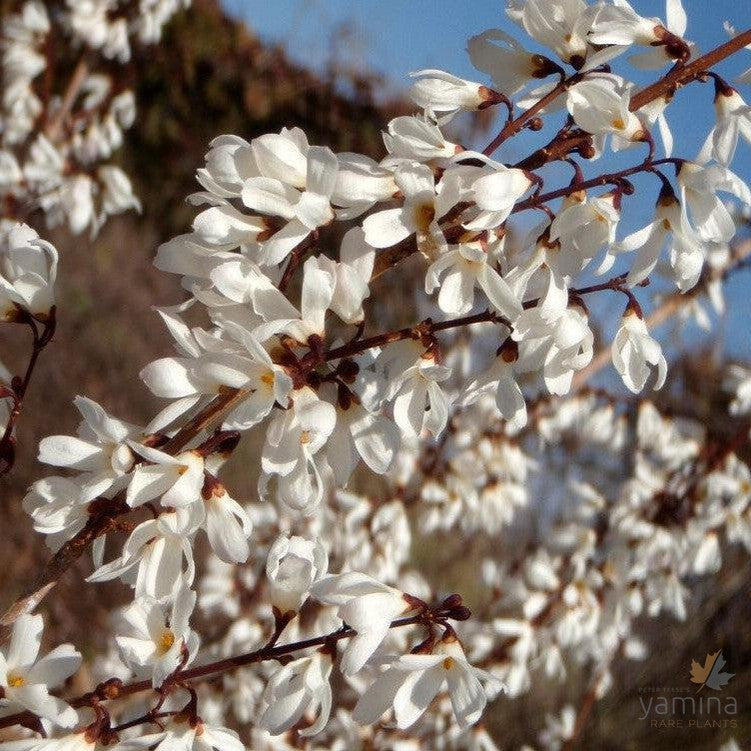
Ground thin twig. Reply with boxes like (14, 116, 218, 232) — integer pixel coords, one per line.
(45, 58, 89, 142)
(0, 610, 445, 731)
(571, 238, 751, 390)
(0, 312, 56, 477)
(518, 29, 751, 171)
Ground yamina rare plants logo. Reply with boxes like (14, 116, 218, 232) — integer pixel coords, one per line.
(689, 650, 734, 692)
(637, 649, 738, 731)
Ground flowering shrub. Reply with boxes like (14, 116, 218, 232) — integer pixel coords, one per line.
(1, 1, 751, 749)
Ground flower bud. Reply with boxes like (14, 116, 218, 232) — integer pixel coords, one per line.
(266, 534, 328, 615)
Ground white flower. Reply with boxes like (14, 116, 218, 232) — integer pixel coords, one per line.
(425, 238, 522, 320)
(409, 69, 494, 123)
(266, 534, 328, 615)
(251, 126, 309, 188)
(566, 76, 644, 143)
(261, 387, 336, 511)
(507, 0, 593, 66)
(613, 188, 703, 290)
(0, 223, 57, 321)
(253, 256, 335, 344)
(242, 145, 338, 265)
(724, 364, 751, 416)
(331, 153, 397, 215)
(459, 340, 527, 432)
(116, 584, 199, 687)
(259, 651, 333, 736)
(386, 348, 452, 439)
(465, 161, 533, 232)
(305, 227, 374, 325)
(611, 308, 667, 394)
(549, 191, 621, 275)
(0, 614, 81, 727)
(201, 481, 253, 564)
(468, 29, 559, 97)
(38, 396, 141, 502)
(513, 300, 594, 396)
(88, 505, 202, 598)
(353, 631, 497, 729)
(212, 322, 294, 431)
(382, 116, 459, 163)
(362, 162, 456, 258)
(98, 165, 140, 219)
(324, 392, 401, 487)
(588, 0, 685, 51)
(125, 444, 206, 510)
(311, 572, 414, 674)
(702, 85, 751, 167)
(140, 306, 293, 431)
(692, 531, 721, 574)
(58, 174, 98, 235)
(196, 134, 257, 198)
(191, 201, 267, 250)
(539, 705, 576, 751)
(677, 161, 751, 243)
(23, 476, 89, 551)
(628, 0, 690, 69)
(66, 1, 130, 62)
(124, 716, 244, 751)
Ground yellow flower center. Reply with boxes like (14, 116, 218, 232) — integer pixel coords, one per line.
(7, 671, 25, 688)
(261, 371, 275, 387)
(415, 203, 436, 234)
(442, 657, 455, 670)
(300, 431, 312, 445)
(611, 117, 626, 130)
(158, 629, 176, 654)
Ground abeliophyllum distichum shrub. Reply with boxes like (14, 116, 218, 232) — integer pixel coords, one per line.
(3, 0, 751, 749)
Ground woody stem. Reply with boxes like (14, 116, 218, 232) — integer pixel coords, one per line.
(0, 601, 466, 732)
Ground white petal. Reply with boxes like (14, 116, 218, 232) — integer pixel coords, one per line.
(37, 436, 102, 471)
(362, 207, 412, 248)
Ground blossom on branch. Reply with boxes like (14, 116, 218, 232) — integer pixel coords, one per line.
(0, 614, 81, 728)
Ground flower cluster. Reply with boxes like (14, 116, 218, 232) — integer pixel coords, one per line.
(1, 0, 189, 237)
(0, 0, 192, 472)
(2, 1, 751, 750)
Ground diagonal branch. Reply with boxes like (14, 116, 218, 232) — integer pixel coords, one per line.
(0, 596, 470, 732)
(0, 388, 251, 640)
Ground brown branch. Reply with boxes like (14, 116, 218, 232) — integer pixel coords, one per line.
(374, 31, 751, 280)
(0, 388, 251, 640)
(482, 75, 573, 156)
(0, 312, 56, 477)
(560, 670, 607, 751)
(278, 231, 320, 292)
(512, 158, 678, 215)
(630, 29, 751, 111)
(518, 29, 751, 170)
(323, 274, 633, 363)
(0, 596, 470, 732)
(45, 58, 90, 143)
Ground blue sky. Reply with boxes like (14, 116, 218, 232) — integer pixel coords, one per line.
(222, 0, 751, 361)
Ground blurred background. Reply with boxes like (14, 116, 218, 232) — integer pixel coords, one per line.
(1, 0, 750, 747)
